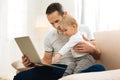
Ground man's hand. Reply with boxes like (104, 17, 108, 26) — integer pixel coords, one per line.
(53, 53, 62, 63)
(22, 55, 35, 67)
(73, 41, 96, 54)
(73, 35, 95, 53)
(73, 35, 101, 60)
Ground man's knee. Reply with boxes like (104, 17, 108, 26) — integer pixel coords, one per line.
(80, 64, 105, 73)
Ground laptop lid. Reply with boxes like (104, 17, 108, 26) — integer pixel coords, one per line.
(15, 36, 41, 63)
(94, 30, 120, 70)
(15, 36, 66, 69)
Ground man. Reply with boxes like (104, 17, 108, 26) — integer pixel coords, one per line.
(14, 2, 105, 80)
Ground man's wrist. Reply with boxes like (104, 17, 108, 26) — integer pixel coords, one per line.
(28, 63, 36, 67)
(89, 46, 101, 60)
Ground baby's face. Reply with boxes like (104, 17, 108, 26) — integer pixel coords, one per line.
(60, 24, 76, 37)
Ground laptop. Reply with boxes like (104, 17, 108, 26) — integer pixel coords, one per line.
(93, 30, 120, 69)
(15, 36, 65, 69)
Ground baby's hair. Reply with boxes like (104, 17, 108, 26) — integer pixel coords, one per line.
(60, 15, 78, 27)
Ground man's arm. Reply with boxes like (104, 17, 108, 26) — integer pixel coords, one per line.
(22, 52, 53, 68)
(42, 52, 53, 64)
(89, 40, 101, 60)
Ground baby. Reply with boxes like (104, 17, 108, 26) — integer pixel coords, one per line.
(53, 15, 95, 76)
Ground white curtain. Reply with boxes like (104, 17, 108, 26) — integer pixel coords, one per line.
(0, 0, 27, 78)
(0, 1, 75, 79)
(75, 0, 120, 32)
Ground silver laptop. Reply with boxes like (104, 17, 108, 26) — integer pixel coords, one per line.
(15, 36, 65, 69)
(15, 36, 41, 64)
(94, 30, 120, 69)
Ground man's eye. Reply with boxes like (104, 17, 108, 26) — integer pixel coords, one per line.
(55, 20, 59, 23)
(64, 29, 67, 31)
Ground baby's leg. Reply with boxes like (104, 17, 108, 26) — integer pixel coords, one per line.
(73, 54, 95, 73)
(63, 62, 76, 76)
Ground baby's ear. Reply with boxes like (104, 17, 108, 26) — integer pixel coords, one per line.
(72, 24, 77, 28)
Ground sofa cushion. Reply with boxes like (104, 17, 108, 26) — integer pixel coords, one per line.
(94, 30, 120, 70)
(59, 69, 120, 80)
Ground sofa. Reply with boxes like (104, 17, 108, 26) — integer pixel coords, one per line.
(59, 69, 120, 80)
(12, 30, 120, 79)
(59, 30, 120, 80)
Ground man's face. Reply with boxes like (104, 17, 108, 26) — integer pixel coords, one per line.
(47, 11, 63, 31)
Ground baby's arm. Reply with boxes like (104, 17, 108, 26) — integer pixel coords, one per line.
(53, 53, 62, 63)
(53, 33, 83, 63)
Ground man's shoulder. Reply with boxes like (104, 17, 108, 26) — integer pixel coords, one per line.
(79, 24, 94, 40)
(46, 29, 57, 36)
(79, 24, 90, 32)
(44, 29, 58, 41)
(79, 24, 91, 35)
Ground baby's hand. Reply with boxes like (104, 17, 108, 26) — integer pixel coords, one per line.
(53, 53, 62, 63)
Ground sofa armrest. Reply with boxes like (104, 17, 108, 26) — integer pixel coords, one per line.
(11, 60, 32, 73)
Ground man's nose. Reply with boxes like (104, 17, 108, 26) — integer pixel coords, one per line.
(57, 26, 61, 30)
(54, 23, 59, 28)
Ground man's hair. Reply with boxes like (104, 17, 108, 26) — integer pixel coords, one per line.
(46, 3, 64, 16)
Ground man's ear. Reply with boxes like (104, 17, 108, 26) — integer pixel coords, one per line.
(64, 11, 67, 15)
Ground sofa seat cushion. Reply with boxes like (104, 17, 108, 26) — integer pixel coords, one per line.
(59, 69, 120, 80)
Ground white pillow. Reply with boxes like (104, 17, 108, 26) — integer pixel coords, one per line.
(59, 69, 120, 80)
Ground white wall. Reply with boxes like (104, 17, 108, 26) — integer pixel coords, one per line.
(27, 0, 75, 57)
